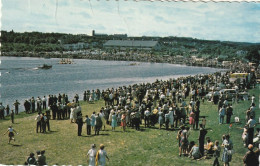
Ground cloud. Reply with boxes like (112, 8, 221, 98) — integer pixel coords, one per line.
(1, 0, 260, 43)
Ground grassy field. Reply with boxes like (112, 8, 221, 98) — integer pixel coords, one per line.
(0, 84, 259, 166)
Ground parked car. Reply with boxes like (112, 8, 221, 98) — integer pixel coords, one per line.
(219, 89, 237, 101)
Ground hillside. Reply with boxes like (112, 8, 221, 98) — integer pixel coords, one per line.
(1, 30, 259, 63)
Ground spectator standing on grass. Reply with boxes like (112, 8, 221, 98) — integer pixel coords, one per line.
(213, 140, 221, 166)
(96, 144, 109, 166)
(42, 96, 47, 110)
(13, 100, 20, 115)
(6, 104, 10, 116)
(85, 115, 91, 135)
(194, 107, 200, 130)
(35, 113, 42, 133)
(121, 111, 127, 132)
(221, 135, 233, 166)
(31, 97, 35, 113)
(87, 144, 96, 166)
(10, 110, 14, 124)
(198, 124, 207, 156)
(91, 112, 96, 130)
(24, 100, 30, 114)
(46, 109, 51, 131)
(226, 105, 233, 124)
(111, 112, 117, 131)
(0, 102, 5, 119)
(95, 113, 102, 135)
(243, 144, 259, 166)
(144, 108, 150, 128)
(76, 112, 83, 136)
(158, 109, 164, 129)
(219, 106, 225, 124)
(247, 116, 256, 145)
(41, 113, 47, 133)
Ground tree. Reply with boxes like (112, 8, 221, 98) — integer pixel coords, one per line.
(246, 46, 260, 63)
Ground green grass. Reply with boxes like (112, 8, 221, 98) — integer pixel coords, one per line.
(0, 85, 259, 165)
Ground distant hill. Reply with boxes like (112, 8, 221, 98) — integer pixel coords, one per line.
(1, 30, 259, 63)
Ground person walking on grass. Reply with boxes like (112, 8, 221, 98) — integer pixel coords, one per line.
(3, 125, 18, 144)
(87, 144, 96, 166)
(96, 144, 109, 166)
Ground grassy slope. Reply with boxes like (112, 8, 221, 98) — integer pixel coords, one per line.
(0, 85, 259, 166)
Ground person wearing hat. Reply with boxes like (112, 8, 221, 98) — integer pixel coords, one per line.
(87, 144, 96, 166)
(243, 144, 259, 166)
(3, 125, 18, 144)
(95, 144, 109, 166)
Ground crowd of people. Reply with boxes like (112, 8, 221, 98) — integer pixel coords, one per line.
(24, 150, 47, 165)
(1, 63, 259, 165)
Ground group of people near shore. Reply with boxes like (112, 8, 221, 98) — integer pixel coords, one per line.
(1, 62, 259, 165)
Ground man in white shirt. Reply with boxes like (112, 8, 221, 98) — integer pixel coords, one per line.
(35, 113, 42, 133)
(144, 109, 150, 128)
(87, 144, 96, 166)
(247, 116, 256, 145)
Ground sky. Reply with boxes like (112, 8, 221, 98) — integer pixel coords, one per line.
(1, 0, 260, 43)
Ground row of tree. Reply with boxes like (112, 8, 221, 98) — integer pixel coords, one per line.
(1, 30, 259, 63)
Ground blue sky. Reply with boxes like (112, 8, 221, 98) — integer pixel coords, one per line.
(1, 0, 260, 43)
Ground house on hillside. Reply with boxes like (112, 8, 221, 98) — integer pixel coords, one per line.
(103, 40, 161, 51)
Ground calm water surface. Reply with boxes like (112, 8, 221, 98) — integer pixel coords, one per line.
(0, 56, 223, 112)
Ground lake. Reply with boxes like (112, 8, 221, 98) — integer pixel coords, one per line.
(0, 56, 223, 112)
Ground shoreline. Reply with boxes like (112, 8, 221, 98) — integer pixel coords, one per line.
(0, 54, 255, 115)
(1, 52, 235, 69)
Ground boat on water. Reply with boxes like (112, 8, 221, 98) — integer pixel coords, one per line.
(59, 58, 73, 64)
(38, 64, 52, 69)
(129, 62, 139, 66)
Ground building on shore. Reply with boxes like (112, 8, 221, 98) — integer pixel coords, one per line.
(103, 40, 161, 51)
(63, 42, 89, 51)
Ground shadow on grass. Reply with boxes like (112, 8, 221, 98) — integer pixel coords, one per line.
(12, 144, 22, 147)
(81, 135, 95, 137)
(94, 133, 110, 136)
(44, 130, 58, 134)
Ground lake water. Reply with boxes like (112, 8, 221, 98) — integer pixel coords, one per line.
(0, 56, 223, 112)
